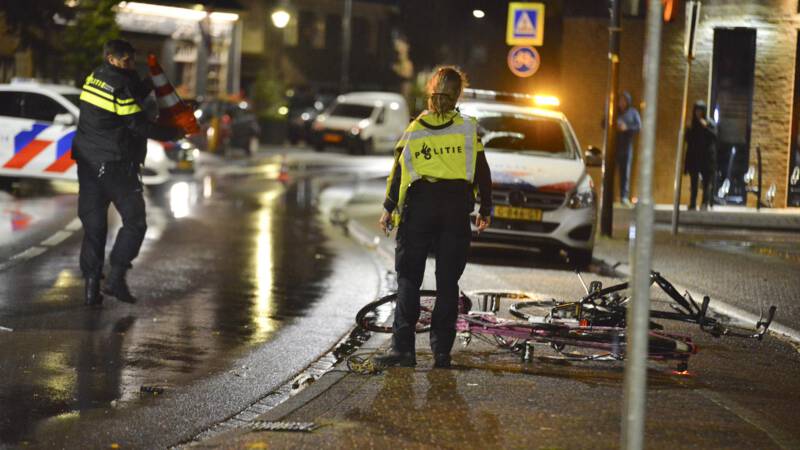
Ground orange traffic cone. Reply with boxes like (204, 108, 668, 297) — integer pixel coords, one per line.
(147, 54, 200, 135)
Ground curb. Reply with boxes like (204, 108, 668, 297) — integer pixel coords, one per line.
(598, 258, 800, 345)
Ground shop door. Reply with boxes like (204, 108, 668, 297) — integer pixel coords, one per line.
(709, 28, 756, 205)
(789, 31, 800, 207)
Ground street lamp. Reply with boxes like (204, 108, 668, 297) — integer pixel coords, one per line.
(271, 9, 290, 28)
(472, 9, 485, 19)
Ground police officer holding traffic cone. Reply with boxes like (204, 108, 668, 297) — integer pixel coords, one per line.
(375, 66, 492, 369)
(73, 39, 183, 306)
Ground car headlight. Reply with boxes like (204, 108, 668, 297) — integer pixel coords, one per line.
(350, 126, 361, 136)
(567, 190, 595, 209)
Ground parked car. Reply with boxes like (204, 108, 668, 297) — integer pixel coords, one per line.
(458, 89, 599, 267)
(0, 80, 175, 186)
(287, 91, 336, 145)
(191, 99, 260, 156)
(310, 92, 409, 155)
(162, 138, 199, 173)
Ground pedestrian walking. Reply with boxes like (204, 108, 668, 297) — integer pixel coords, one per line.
(73, 39, 183, 306)
(374, 66, 492, 369)
(615, 91, 641, 206)
(684, 100, 717, 210)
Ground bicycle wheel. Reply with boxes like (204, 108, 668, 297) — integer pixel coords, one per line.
(355, 290, 472, 333)
(545, 327, 696, 362)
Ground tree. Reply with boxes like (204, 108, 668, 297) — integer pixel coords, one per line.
(0, 0, 73, 52)
(0, 0, 118, 84)
(62, 0, 120, 85)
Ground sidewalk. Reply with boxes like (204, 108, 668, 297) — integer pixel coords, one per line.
(614, 204, 800, 232)
(185, 197, 800, 450)
(193, 331, 798, 450)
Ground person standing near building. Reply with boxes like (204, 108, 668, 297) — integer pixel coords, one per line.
(73, 39, 183, 306)
(374, 66, 492, 369)
(615, 91, 641, 206)
(684, 100, 717, 210)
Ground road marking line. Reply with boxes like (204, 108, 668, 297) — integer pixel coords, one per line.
(40, 230, 73, 247)
(65, 218, 82, 231)
(10, 246, 47, 261)
(0, 220, 80, 272)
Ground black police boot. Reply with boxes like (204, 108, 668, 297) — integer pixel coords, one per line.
(103, 266, 137, 304)
(372, 350, 417, 368)
(84, 277, 103, 307)
(433, 353, 452, 369)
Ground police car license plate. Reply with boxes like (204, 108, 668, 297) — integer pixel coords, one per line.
(323, 133, 343, 143)
(178, 160, 193, 170)
(494, 206, 542, 221)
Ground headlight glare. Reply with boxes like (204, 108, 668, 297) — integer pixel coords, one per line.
(567, 190, 595, 209)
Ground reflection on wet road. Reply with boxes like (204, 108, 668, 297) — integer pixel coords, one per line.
(0, 156, 335, 445)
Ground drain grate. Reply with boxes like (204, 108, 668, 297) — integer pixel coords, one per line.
(249, 421, 318, 432)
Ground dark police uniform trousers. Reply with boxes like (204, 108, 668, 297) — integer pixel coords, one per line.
(393, 178, 472, 356)
(77, 159, 147, 279)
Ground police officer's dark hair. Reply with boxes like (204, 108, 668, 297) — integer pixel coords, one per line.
(104, 39, 136, 59)
(426, 66, 468, 115)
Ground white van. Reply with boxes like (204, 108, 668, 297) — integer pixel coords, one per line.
(310, 92, 409, 154)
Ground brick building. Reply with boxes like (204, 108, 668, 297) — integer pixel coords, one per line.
(561, 0, 800, 208)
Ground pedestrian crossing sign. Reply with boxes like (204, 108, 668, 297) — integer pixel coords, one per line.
(506, 2, 544, 46)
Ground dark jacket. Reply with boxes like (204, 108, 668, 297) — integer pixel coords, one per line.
(684, 101, 717, 175)
(73, 61, 177, 165)
(615, 91, 641, 159)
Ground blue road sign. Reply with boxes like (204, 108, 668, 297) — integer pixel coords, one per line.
(507, 46, 541, 78)
(507, 3, 545, 46)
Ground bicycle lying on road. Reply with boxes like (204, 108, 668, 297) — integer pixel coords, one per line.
(354, 271, 776, 373)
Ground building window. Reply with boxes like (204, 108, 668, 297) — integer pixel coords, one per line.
(284, 14, 299, 47)
(789, 31, 800, 206)
(710, 28, 756, 205)
(326, 14, 341, 51)
(353, 17, 376, 55)
(0, 57, 15, 83)
(299, 11, 325, 49)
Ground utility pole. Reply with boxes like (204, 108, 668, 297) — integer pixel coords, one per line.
(622, 0, 663, 448)
(340, 0, 352, 93)
(670, 1, 701, 235)
(600, 0, 622, 237)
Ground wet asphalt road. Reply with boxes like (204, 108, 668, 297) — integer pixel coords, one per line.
(0, 150, 389, 448)
(2, 147, 799, 448)
(194, 177, 800, 450)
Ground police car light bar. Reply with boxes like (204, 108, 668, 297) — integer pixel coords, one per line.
(462, 88, 560, 108)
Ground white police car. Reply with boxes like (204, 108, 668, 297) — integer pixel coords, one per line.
(460, 89, 599, 267)
(0, 80, 172, 186)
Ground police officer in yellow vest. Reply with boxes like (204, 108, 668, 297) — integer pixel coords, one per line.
(375, 66, 492, 369)
(73, 39, 183, 307)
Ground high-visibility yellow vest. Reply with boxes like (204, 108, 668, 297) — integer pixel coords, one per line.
(79, 72, 142, 116)
(386, 111, 483, 225)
